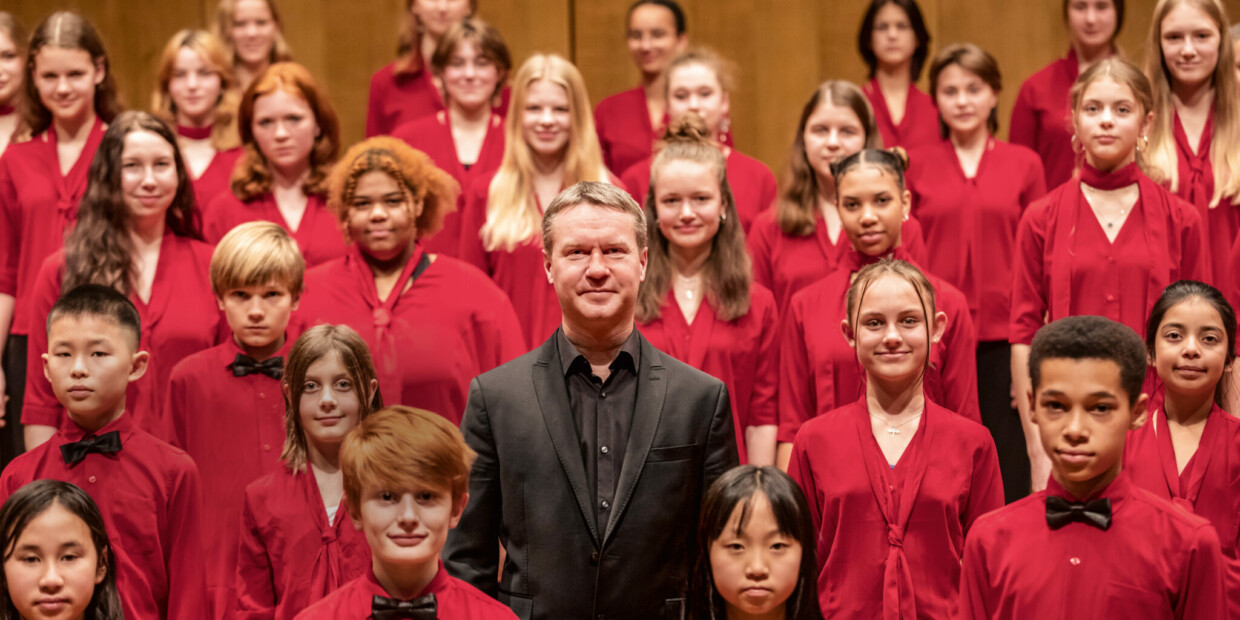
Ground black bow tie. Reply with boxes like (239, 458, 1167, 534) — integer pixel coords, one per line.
(230, 354, 283, 379)
(371, 593, 436, 620)
(1046, 495, 1112, 531)
(60, 431, 122, 466)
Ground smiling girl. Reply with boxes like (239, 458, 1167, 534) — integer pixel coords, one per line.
(214, 0, 292, 92)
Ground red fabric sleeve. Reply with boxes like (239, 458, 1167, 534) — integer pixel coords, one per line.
(955, 526, 993, 620)
(164, 458, 208, 619)
(456, 181, 491, 273)
(746, 214, 776, 293)
(747, 287, 780, 427)
(1008, 82, 1040, 155)
(0, 156, 17, 296)
(22, 253, 64, 427)
(1009, 200, 1051, 345)
(963, 435, 1005, 533)
(1178, 523, 1227, 620)
(938, 285, 981, 423)
(365, 69, 389, 138)
(235, 489, 277, 620)
(777, 298, 814, 444)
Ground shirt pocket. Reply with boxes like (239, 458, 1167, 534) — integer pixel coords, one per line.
(1103, 581, 1171, 619)
(108, 488, 161, 557)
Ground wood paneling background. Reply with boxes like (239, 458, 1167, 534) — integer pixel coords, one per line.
(6, 0, 1240, 179)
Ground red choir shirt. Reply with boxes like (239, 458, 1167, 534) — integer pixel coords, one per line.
(0, 118, 106, 335)
(1125, 390, 1240, 619)
(1010, 49, 1081, 190)
(956, 472, 1226, 619)
(746, 208, 927, 312)
(392, 111, 506, 257)
(191, 146, 244, 214)
(165, 336, 297, 620)
(236, 465, 371, 620)
(0, 413, 207, 620)
(457, 180, 560, 349)
(23, 234, 224, 437)
(907, 137, 1047, 342)
(366, 59, 511, 138)
(203, 192, 347, 268)
(778, 248, 979, 444)
(1171, 107, 1238, 286)
(295, 561, 518, 620)
(297, 245, 525, 424)
(1229, 235, 1240, 314)
(595, 87, 658, 179)
(636, 284, 780, 463)
(620, 149, 777, 233)
(788, 397, 1003, 619)
(863, 79, 940, 151)
(1009, 167, 1207, 346)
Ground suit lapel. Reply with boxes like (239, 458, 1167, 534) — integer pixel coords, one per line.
(603, 333, 668, 544)
(532, 338, 601, 545)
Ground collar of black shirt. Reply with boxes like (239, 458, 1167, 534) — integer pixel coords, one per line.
(557, 327, 641, 379)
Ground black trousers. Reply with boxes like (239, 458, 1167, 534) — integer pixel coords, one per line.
(976, 340, 1030, 503)
(1, 335, 26, 470)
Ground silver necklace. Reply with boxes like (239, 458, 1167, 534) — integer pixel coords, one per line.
(869, 412, 923, 438)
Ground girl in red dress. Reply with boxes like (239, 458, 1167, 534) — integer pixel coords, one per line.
(212, 0, 292, 92)
(393, 17, 510, 257)
(366, 0, 475, 137)
(236, 324, 378, 620)
(1144, 0, 1240, 285)
(458, 53, 614, 349)
(788, 256, 1002, 619)
(0, 13, 25, 157)
(1125, 280, 1240, 619)
(24, 112, 221, 447)
(635, 116, 780, 465)
(857, 0, 938, 150)
(1010, 58, 1207, 492)
(152, 29, 244, 212)
(203, 62, 346, 268)
(621, 47, 777, 233)
(595, 0, 688, 176)
(1, 12, 123, 449)
(908, 43, 1047, 501)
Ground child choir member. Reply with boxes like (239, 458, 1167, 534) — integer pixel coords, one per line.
(747, 81, 926, 311)
(0, 13, 25, 156)
(1144, 0, 1240, 285)
(594, 0, 688, 177)
(393, 17, 510, 257)
(299, 137, 524, 423)
(1010, 58, 1207, 492)
(620, 47, 776, 233)
(1126, 281, 1240, 618)
(0, 480, 125, 620)
(687, 465, 824, 620)
(634, 116, 779, 465)
(1010, 0, 1123, 190)
(778, 149, 978, 469)
(788, 258, 1003, 618)
(295, 406, 519, 619)
(907, 43, 1046, 501)
(0, 12, 25, 466)
(235, 324, 378, 619)
(1, 284, 207, 620)
(164, 221, 304, 620)
(858, 0, 939, 150)
(213, 0, 291, 92)
(23, 112, 222, 448)
(458, 54, 613, 349)
(151, 29, 244, 211)
(0, 12, 120, 448)
(958, 316, 1225, 618)
(203, 62, 347, 268)
(366, 0, 478, 137)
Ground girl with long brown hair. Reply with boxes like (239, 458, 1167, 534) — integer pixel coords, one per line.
(635, 115, 779, 466)
(858, 0, 938, 149)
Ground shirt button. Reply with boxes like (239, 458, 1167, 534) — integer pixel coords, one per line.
(263, 444, 271, 452)
(1105, 294, 1116, 302)
(1069, 557, 1081, 566)
(600, 445, 609, 454)
(259, 392, 265, 399)
(600, 500, 610, 510)
(600, 391, 607, 399)
(88, 476, 96, 483)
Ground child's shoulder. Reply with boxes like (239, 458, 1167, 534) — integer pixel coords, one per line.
(291, 575, 359, 619)
(0, 440, 54, 491)
(169, 342, 234, 380)
(1125, 482, 1217, 536)
(127, 428, 198, 473)
(968, 490, 1047, 540)
(440, 573, 519, 618)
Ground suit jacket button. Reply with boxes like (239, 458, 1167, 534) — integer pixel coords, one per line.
(590, 551, 600, 565)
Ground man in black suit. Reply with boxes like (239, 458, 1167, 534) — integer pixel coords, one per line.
(444, 181, 739, 620)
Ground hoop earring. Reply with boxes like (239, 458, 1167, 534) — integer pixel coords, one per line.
(1137, 135, 1149, 153)
(1070, 134, 1084, 154)
(719, 114, 731, 137)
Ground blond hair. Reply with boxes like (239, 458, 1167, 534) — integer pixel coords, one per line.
(482, 54, 607, 252)
(341, 405, 476, 515)
(1071, 58, 1156, 174)
(1144, 0, 1240, 205)
(541, 181, 647, 255)
(210, 221, 306, 298)
(213, 0, 293, 67)
(845, 258, 938, 374)
(151, 29, 241, 151)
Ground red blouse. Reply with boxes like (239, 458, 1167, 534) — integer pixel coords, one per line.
(907, 137, 1047, 341)
(392, 111, 507, 258)
(620, 149, 778, 233)
(191, 147, 244, 214)
(636, 285, 780, 463)
(366, 60, 510, 138)
(0, 117, 105, 335)
(863, 79, 940, 151)
(1171, 107, 1238, 286)
(203, 192, 347, 268)
(1010, 49, 1082, 190)
(778, 248, 980, 445)
(789, 397, 1002, 620)
(1009, 172, 1207, 345)
(595, 87, 658, 179)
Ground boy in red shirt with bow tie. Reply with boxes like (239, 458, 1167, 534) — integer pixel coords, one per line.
(0, 284, 206, 619)
(957, 315, 1224, 619)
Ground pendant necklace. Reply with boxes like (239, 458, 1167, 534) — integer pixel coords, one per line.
(870, 411, 923, 439)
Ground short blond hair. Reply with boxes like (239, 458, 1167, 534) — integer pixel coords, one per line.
(210, 221, 306, 298)
(541, 181, 647, 255)
(341, 405, 476, 515)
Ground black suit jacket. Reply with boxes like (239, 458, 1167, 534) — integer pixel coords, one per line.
(444, 328, 739, 620)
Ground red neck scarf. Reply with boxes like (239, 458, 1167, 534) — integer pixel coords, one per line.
(176, 124, 213, 140)
(1079, 161, 1141, 190)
